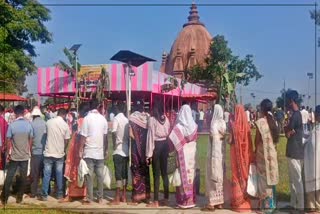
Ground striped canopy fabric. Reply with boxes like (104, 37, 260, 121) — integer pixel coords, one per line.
(38, 63, 153, 96)
(37, 62, 208, 97)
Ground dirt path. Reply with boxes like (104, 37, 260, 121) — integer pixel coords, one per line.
(1, 191, 290, 214)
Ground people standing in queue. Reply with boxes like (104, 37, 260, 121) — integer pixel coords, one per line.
(79, 100, 109, 205)
(229, 105, 253, 212)
(203, 104, 226, 211)
(284, 90, 304, 211)
(1, 105, 33, 205)
(146, 102, 170, 208)
(254, 99, 279, 213)
(29, 106, 47, 198)
(304, 105, 320, 212)
(41, 108, 70, 201)
(169, 104, 198, 209)
(128, 101, 151, 205)
(109, 102, 129, 205)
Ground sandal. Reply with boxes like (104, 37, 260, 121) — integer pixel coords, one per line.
(215, 204, 223, 209)
(201, 204, 215, 212)
(82, 199, 92, 205)
(127, 201, 139, 206)
(108, 200, 120, 206)
(146, 201, 159, 208)
(159, 199, 169, 206)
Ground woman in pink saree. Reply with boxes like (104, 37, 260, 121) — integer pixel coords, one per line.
(169, 104, 198, 209)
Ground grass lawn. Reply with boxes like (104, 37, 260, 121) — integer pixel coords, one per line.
(1, 133, 290, 213)
(104, 133, 290, 201)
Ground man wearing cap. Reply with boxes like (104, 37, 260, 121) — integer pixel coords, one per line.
(30, 106, 47, 198)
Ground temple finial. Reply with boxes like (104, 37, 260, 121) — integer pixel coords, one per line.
(183, 1, 204, 27)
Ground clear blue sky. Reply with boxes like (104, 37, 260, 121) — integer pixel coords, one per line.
(27, 0, 320, 107)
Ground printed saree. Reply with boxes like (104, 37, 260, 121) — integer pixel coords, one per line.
(169, 105, 198, 209)
(129, 112, 151, 202)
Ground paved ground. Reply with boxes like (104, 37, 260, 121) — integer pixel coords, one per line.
(1, 191, 291, 214)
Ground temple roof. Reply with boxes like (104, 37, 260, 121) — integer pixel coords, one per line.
(162, 2, 212, 76)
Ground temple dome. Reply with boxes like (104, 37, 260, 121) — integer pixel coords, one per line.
(163, 3, 212, 76)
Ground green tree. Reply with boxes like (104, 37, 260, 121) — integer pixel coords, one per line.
(276, 89, 303, 109)
(0, 0, 52, 94)
(189, 35, 262, 109)
(96, 66, 110, 103)
(54, 47, 81, 76)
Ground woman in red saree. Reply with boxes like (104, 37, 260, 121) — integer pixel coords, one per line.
(229, 105, 253, 212)
(62, 103, 90, 202)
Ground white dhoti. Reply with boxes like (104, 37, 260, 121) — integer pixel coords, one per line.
(287, 158, 304, 210)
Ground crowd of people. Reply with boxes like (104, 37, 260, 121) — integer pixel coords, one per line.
(0, 89, 319, 213)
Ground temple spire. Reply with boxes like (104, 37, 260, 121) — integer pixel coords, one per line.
(183, 2, 204, 27)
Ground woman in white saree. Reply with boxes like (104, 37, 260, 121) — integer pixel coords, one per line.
(169, 104, 198, 209)
(304, 105, 320, 212)
(203, 104, 226, 211)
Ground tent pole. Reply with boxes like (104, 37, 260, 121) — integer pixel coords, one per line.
(150, 92, 153, 113)
(171, 91, 173, 112)
(163, 94, 165, 114)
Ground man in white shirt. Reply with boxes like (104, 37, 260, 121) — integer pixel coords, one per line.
(301, 106, 309, 132)
(224, 110, 230, 127)
(198, 109, 204, 132)
(41, 108, 70, 201)
(109, 102, 129, 205)
(110, 112, 115, 122)
(246, 109, 251, 123)
(80, 100, 109, 204)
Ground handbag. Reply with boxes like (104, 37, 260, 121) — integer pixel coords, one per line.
(247, 163, 258, 197)
(167, 151, 177, 175)
(103, 165, 112, 189)
(169, 168, 181, 187)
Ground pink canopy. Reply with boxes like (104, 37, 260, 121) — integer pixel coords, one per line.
(37, 63, 210, 98)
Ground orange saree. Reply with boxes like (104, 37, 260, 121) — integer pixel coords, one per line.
(64, 118, 86, 199)
(230, 105, 253, 212)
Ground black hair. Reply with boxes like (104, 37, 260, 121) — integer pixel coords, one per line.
(134, 100, 144, 112)
(302, 106, 305, 110)
(79, 102, 90, 118)
(152, 100, 165, 123)
(286, 90, 299, 104)
(115, 101, 126, 114)
(14, 105, 25, 115)
(90, 99, 100, 110)
(0, 105, 4, 113)
(57, 108, 67, 116)
(316, 105, 320, 116)
(260, 99, 280, 144)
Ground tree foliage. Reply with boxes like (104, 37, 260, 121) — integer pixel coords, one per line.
(276, 89, 303, 109)
(96, 66, 110, 103)
(54, 47, 81, 76)
(189, 35, 262, 107)
(0, 0, 52, 94)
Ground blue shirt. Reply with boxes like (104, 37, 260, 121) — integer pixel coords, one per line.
(6, 117, 33, 161)
(31, 117, 47, 155)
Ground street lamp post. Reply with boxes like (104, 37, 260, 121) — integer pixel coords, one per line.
(250, 93, 256, 109)
(307, 72, 313, 107)
(69, 44, 81, 113)
(110, 50, 156, 174)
